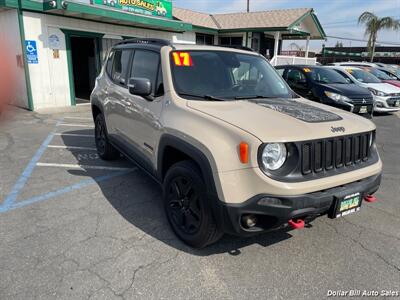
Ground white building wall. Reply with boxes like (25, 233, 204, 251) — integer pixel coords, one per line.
(0, 9, 29, 109)
(22, 11, 195, 109)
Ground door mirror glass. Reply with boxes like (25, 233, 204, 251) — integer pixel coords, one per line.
(128, 77, 152, 97)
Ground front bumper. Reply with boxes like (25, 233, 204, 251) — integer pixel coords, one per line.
(218, 173, 381, 236)
(373, 96, 400, 112)
(322, 97, 373, 116)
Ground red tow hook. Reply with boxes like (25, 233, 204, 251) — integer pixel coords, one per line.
(288, 219, 305, 230)
(364, 194, 377, 203)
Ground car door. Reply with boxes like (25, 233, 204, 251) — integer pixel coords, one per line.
(125, 49, 162, 165)
(107, 49, 133, 141)
(285, 68, 309, 97)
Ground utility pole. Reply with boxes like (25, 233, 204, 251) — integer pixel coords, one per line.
(247, 0, 250, 12)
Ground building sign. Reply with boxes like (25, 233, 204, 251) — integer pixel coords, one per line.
(25, 40, 38, 64)
(93, 0, 173, 19)
(48, 34, 61, 50)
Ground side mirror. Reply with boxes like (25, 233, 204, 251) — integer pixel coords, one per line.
(128, 77, 152, 98)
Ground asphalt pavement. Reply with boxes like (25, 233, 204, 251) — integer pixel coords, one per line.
(0, 106, 399, 300)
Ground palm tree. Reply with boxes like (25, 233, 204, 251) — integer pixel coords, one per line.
(358, 12, 400, 62)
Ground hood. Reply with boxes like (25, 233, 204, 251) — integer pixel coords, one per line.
(316, 83, 371, 97)
(365, 82, 400, 94)
(187, 98, 375, 142)
(382, 80, 400, 88)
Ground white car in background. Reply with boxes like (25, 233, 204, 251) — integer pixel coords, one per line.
(327, 66, 400, 113)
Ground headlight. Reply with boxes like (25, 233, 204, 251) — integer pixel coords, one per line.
(261, 143, 287, 171)
(368, 88, 387, 97)
(324, 91, 350, 102)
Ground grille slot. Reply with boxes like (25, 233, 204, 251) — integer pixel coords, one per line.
(301, 132, 373, 176)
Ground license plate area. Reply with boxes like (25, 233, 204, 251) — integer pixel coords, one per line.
(359, 106, 368, 114)
(330, 192, 362, 218)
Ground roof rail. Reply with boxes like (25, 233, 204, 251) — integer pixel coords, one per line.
(116, 38, 171, 46)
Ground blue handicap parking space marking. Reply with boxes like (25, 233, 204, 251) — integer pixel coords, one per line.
(0, 118, 135, 213)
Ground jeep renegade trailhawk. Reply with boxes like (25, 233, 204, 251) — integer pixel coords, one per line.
(91, 39, 382, 248)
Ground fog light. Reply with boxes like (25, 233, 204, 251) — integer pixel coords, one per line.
(241, 214, 257, 229)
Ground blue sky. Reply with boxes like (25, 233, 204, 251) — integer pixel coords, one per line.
(173, 0, 400, 51)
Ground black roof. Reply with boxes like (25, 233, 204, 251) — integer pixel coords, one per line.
(114, 38, 172, 51)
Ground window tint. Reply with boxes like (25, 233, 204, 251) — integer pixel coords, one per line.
(286, 69, 306, 84)
(112, 50, 131, 85)
(335, 70, 353, 83)
(130, 50, 160, 94)
(106, 51, 114, 76)
(309, 68, 348, 84)
(170, 51, 291, 99)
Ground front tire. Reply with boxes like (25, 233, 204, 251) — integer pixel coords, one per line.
(163, 161, 223, 248)
(94, 114, 119, 160)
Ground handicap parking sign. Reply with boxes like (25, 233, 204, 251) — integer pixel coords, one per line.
(25, 40, 38, 64)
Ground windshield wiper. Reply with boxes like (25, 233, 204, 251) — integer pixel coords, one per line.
(178, 93, 226, 101)
(234, 95, 277, 100)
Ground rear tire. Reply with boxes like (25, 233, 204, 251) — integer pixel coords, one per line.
(94, 114, 119, 160)
(163, 160, 223, 248)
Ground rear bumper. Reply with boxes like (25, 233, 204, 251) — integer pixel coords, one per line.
(217, 173, 381, 236)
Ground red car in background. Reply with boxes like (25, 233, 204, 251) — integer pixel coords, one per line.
(362, 67, 400, 88)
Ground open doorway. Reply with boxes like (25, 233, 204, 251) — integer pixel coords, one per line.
(70, 36, 99, 104)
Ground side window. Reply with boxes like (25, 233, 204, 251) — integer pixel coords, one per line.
(130, 50, 160, 94)
(287, 69, 306, 85)
(336, 70, 352, 83)
(112, 50, 131, 86)
(106, 51, 114, 77)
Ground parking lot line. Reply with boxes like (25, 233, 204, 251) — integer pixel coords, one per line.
(47, 145, 97, 151)
(53, 133, 93, 137)
(5, 169, 136, 212)
(36, 162, 132, 171)
(64, 116, 93, 120)
(57, 123, 95, 128)
(0, 119, 63, 212)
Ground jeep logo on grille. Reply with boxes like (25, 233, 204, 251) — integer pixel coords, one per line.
(331, 126, 346, 133)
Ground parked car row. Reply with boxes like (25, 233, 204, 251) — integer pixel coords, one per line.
(275, 62, 400, 117)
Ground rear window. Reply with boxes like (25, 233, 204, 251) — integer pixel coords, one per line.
(309, 68, 348, 84)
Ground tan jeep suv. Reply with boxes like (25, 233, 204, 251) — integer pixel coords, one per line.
(91, 39, 382, 248)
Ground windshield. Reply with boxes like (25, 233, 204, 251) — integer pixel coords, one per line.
(170, 51, 292, 100)
(309, 68, 348, 84)
(347, 69, 381, 83)
(368, 68, 392, 80)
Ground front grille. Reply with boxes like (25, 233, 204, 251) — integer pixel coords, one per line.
(301, 131, 373, 175)
(350, 96, 374, 105)
(388, 98, 400, 107)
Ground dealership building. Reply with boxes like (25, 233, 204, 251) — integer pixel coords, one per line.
(0, 0, 325, 110)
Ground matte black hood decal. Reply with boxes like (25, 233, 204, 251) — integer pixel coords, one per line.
(250, 99, 343, 123)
